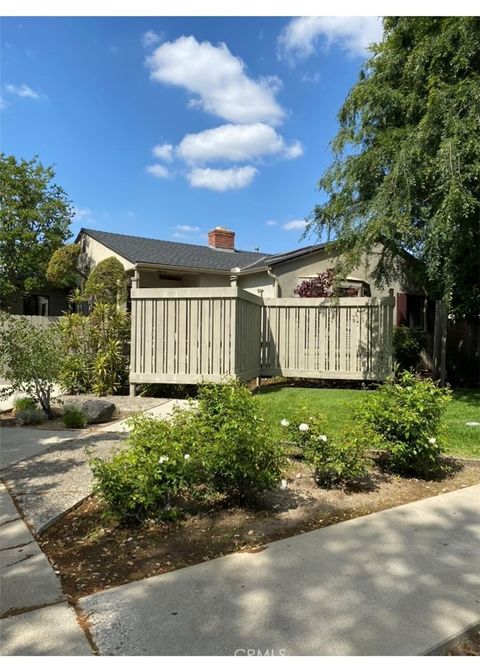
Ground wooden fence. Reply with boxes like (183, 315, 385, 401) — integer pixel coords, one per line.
(129, 288, 394, 388)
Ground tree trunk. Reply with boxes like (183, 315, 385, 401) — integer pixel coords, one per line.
(432, 299, 448, 386)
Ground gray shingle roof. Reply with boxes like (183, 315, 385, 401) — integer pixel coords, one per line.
(80, 228, 271, 272)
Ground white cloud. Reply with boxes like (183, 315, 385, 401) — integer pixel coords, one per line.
(0, 96, 6, 110)
(145, 164, 171, 179)
(173, 232, 187, 239)
(266, 220, 277, 226)
(146, 35, 284, 125)
(142, 30, 162, 48)
(175, 224, 200, 233)
(282, 219, 307, 231)
(278, 17, 383, 61)
(152, 143, 174, 161)
(4, 83, 43, 99)
(301, 72, 321, 83)
(73, 207, 92, 221)
(187, 166, 258, 191)
(177, 123, 302, 164)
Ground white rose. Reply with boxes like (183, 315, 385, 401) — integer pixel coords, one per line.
(299, 423, 309, 432)
(158, 455, 169, 464)
(318, 435, 327, 442)
(280, 419, 290, 427)
(184, 454, 191, 460)
(428, 437, 436, 444)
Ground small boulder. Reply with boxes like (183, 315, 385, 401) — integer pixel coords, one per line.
(80, 399, 116, 424)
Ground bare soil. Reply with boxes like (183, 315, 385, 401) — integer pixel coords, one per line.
(39, 458, 480, 601)
(446, 629, 480, 655)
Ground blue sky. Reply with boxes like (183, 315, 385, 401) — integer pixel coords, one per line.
(1, 16, 383, 255)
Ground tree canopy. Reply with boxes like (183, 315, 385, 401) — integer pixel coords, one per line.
(47, 243, 83, 289)
(0, 154, 73, 303)
(311, 17, 480, 318)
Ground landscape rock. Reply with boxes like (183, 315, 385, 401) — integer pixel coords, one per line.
(80, 399, 116, 424)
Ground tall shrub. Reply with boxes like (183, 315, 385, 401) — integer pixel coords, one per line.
(0, 312, 62, 417)
(58, 303, 130, 396)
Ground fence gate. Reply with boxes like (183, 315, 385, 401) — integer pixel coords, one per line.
(129, 288, 394, 389)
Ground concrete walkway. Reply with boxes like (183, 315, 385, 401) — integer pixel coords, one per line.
(0, 483, 92, 655)
(80, 485, 480, 656)
(0, 398, 188, 533)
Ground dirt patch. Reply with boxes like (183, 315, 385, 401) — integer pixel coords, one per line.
(446, 628, 480, 655)
(38, 458, 480, 601)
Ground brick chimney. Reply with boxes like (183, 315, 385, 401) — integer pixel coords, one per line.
(208, 227, 235, 251)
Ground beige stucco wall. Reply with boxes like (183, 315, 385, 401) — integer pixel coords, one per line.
(237, 271, 275, 297)
(270, 247, 417, 299)
(79, 234, 135, 274)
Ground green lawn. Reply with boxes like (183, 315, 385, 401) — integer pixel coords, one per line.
(255, 385, 480, 459)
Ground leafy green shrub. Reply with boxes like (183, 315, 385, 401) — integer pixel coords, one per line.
(15, 408, 47, 426)
(278, 406, 328, 449)
(356, 371, 451, 478)
(63, 406, 87, 429)
(89, 413, 198, 522)
(58, 303, 129, 396)
(304, 430, 370, 487)
(0, 312, 62, 418)
(393, 326, 425, 371)
(84, 257, 128, 305)
(193, 381, 286, 501)
(279, 410, 369, 486)
(13, 396, 37, 412)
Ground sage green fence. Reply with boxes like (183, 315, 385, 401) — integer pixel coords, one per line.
(129, 288, 394, 388)
(261, 297, 393, 380)
(130, 288, 262, 385)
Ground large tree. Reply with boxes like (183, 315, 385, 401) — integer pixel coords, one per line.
(0, 154, 73, 304)
(311, 17, 480, 319)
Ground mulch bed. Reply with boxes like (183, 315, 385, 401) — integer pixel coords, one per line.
(38, 457, 480, 601)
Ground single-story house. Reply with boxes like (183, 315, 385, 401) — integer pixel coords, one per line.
(6, 225, 424, 325)
(76, 226, 424, 327)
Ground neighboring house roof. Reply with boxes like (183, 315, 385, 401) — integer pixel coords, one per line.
(241, 242, 331, 271)
(79, 228, 271, 273)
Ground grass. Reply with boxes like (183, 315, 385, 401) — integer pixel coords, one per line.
(255, 385, 480, 459)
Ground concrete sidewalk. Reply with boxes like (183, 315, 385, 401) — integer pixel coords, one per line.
(80, 484, 480, 656)
(0, 483, 92, 655)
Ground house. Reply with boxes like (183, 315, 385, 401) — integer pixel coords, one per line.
(76, 226, 424, 326)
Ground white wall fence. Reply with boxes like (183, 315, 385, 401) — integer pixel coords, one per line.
(130, 288, 394, 387)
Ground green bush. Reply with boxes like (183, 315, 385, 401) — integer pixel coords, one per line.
(15, 408, 47, 426)
(0, 312, 62, 418)
(393, 326, 425, 371)
(194, 381, 286, 501)
(58, 303, 130, 396)
(357, 371, 451, 478)
(84, 257, 128, 305)
(304, 425, 370, 487)
(278, 406, 328, 449)
(13, 396, 37, 412)
(63, 406, 87, 429)
(89, 412, 199, 522)
(280, 410, 370, 486)
(90, 381, 287, 521)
